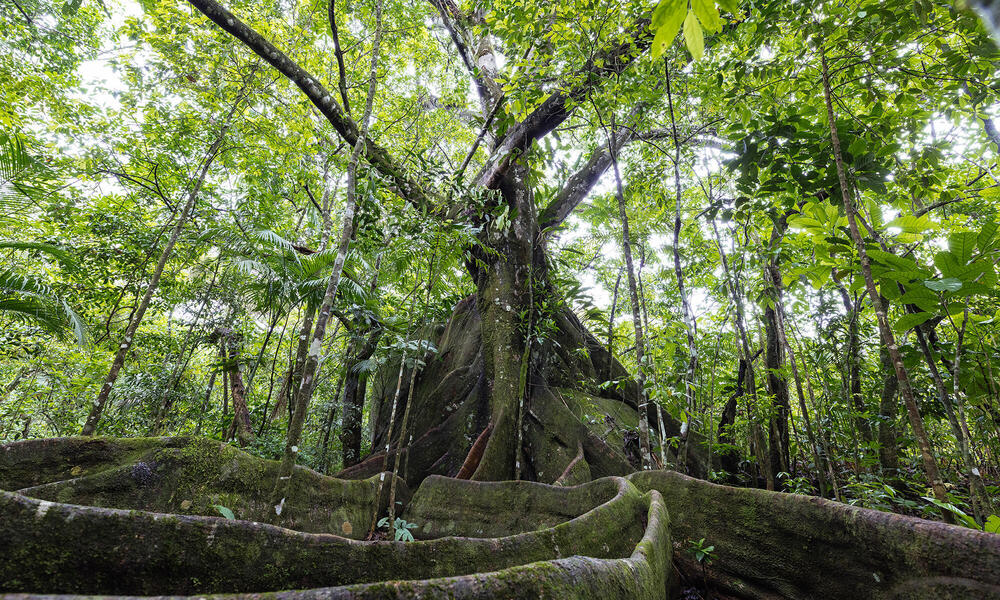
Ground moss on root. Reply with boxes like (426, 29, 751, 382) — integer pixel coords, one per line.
(1, 436, 407, 537)
(629, 470, 1000, 599)
(3, 437, 999, 600)
(0, 437, 670, 599)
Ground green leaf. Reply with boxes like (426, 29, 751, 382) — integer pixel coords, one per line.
(922, 497, 980, 529)
(899, 286, 940, 312)
(692, 0, 722, 33)
(214, 505, 235, 520)
(977, 222, 998, 252)
(880, 279, 902, 301)
(934, 251, 965, 279)
(880, 270, 930, 284)
(651, 0, 686, 59)
(985, 514, 1000, 534)
(948, 232, 977, 265)
(866, 249, 927, 275)
(886, 215, 938, 235)
(894, 312, 933, 333)
(717, 0, 739, 14)
(683, 11, 704, 60)
(924, 278, 963, 292)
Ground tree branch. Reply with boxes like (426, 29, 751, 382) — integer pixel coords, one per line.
(538, 126, 633, 232)
(473, 17, 652, 190)
(328, 0, 352, 115)
(427, 0, 493, 108)
(185, 0, 435, 214)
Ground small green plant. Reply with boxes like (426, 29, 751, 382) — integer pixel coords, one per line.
(688, 537, 715, 564)
(777, 472, 816, 496)
(378, 516, 418, 542)
(213, 504, 236, 520)
(686, 537, 715, 599)
(922, 497, 1000, 533)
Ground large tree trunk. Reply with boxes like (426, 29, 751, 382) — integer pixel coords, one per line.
(468, 165, 541, 481)
(338, 291, 708, 489)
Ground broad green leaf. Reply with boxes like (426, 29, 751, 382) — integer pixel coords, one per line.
(886, 214, 939, 235)
(924, 278, 963, 292)
(923, 497, 980, 529)
(985, 514, 1000, 534)
(880, 279, 901, 301)
(717, 0, 739, 14)
(977, 221, 998, 252)
(214, 505, 236, 520)
(807, 266, 831, 290)
(899, 286, 940, 312)
(692, 0, 722, 33)
(651, 0, 686, 59)
(866, 249, 927, 275)
(894, 311, 933, 333)
(788, 215, 824, 231)
(881, 270, 931, 284)
(933, 251, 962, 278)
(953, 281, 994, 298)
(683, 11, 704, 60)
(948, 231, 977, 264)
(950, 261, 995, 285)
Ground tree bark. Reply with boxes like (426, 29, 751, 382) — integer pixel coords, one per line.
(821, 48, 950, 514)
(763, 217, 791, 481)
(82, 119, 235, 436)
(608, 132, 652, 470)
(271, 0, 384, 510)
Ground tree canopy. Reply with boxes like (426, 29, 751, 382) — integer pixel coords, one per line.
(4, 0, 1000, 533)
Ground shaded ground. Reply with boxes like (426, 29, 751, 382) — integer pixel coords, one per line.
(2, 436, 999, 599)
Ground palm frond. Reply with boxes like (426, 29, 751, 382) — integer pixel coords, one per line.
(0, 270, 87, 346)
(251, 229, 295, 252)
(0, 131, 55, 218)
(0, 241, 74, 264)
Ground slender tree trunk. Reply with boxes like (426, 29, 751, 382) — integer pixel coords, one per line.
(369, 293, 420, 538)
(82, 121, 234, 436)
(773, 282, 828, 496)
(339, 254, 385, 468)
(318, 366, 347, 473)
(389, 240, 438, 522)
(272, 0, 383, 510)
(0, 368, 29, 407)
(219, 330, 254, 447)
(278, 304, 317, 423)
(950, 307, 994, 522)
(244, 310, 282, 399)
(608, 132, 651, 469)
(194, 370, 217, 436)
(637, 250, 669, 469)
(717, 357, 749, 477)
(763, 217, 791, 481)
(607, 268, 623, 382)
(665, 63, 699, 473)
(793, 330, 842, 501)
(711, 219, 763, 484)
(821, 49, 950, 514)
(339, 331, 380, 467)
(258, 313, 291, 435)
(832, 281, 874, 449)
(151, 261, 219, 434)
